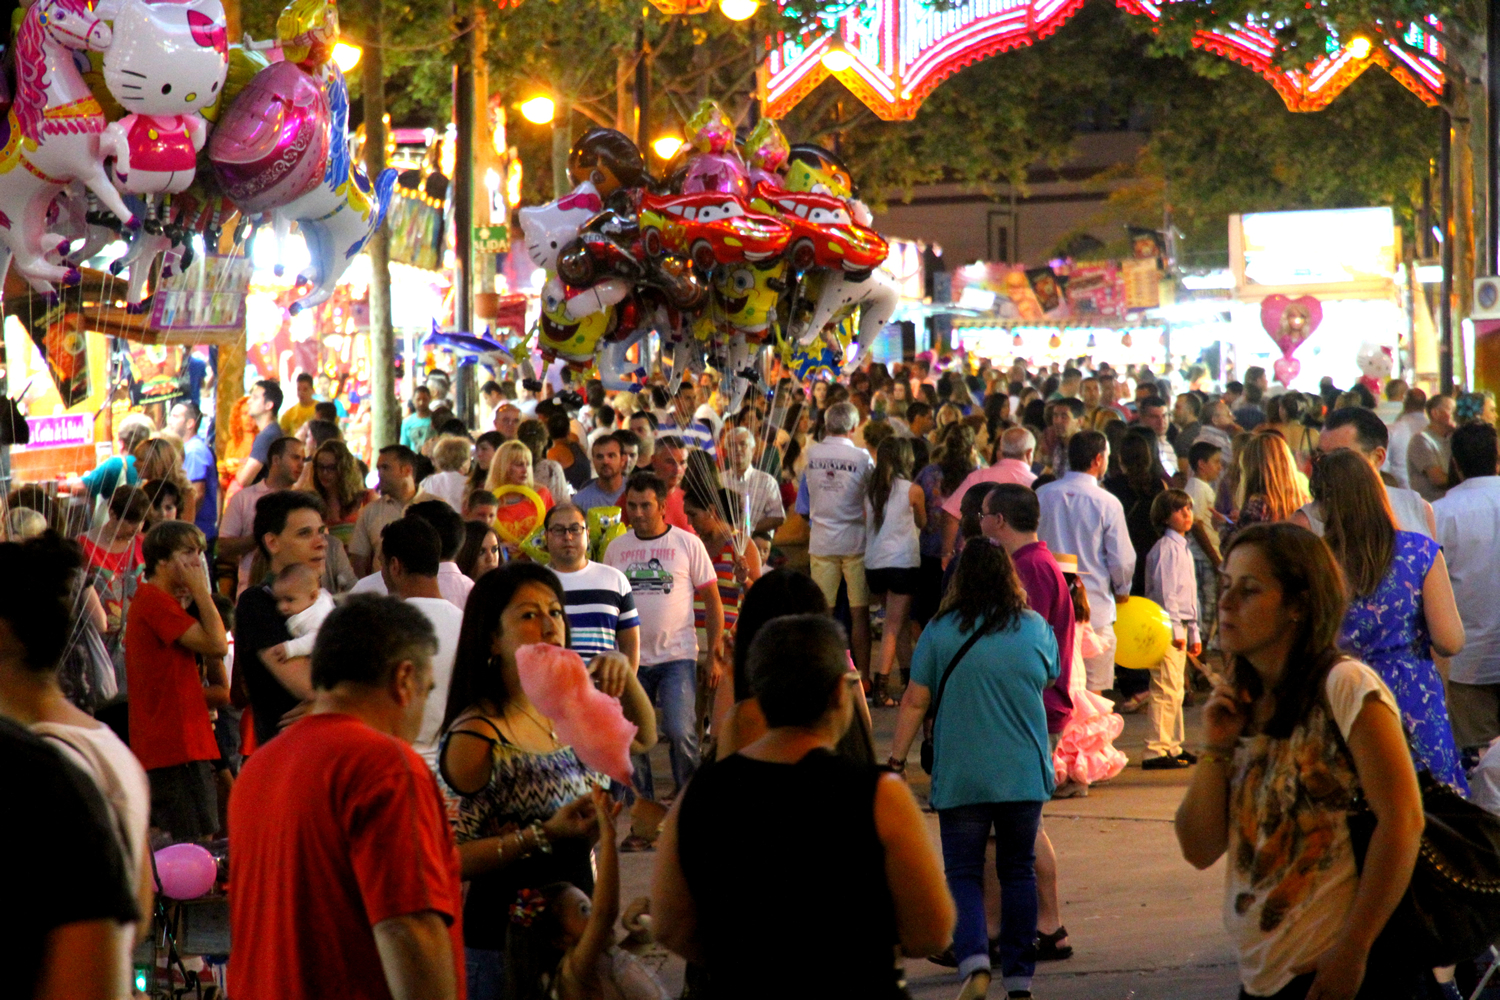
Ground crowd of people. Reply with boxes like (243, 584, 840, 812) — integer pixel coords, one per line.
(12, 352, 1500, 1000)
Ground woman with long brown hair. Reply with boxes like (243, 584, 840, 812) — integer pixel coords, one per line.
(1227, 430, 1308, 541)
(307, 440, 372, 546)
(1314, 448, 1466, 789)
(1176, 523, 1428, 998)
(889, 539, 1060, 1000)
(864, 436, 926, 707)
(136, 437, 196, 526)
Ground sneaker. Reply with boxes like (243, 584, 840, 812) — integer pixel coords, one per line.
(1115, 692, 1150, 714)
(1142, 754, 1192, 770)
(1051, 780, 1089, 799)
(1175, 749, 1199, 765)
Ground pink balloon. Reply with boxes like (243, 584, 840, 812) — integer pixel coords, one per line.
(681, 152, 748, 197)
(1273, 355, 1302, 386)
(748, 167, 783, 192)
(154, 843, 217, 900)
(208, 60, 330, 214)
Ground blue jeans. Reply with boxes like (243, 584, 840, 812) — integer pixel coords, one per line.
(464, 947, 503, 1000)
(939, 801, 1045, 991)
(632, 658, 699, 800)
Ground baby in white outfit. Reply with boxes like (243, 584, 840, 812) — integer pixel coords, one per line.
(273, 563, 335, 659)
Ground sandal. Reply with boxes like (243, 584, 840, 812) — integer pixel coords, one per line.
(869, 674, 899, 708)
(619, 835, 656, 853)
(1036, 926, 1073, 961)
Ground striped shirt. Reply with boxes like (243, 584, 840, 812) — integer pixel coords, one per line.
(551, 561, 639, 660)
(695, 538, 744, 645)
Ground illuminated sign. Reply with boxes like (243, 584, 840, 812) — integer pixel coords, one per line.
(1235, 208, 1398, 288)
(764, 0, 1444, 121)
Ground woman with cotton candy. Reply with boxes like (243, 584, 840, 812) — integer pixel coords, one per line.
(435, 562, 656, 1000)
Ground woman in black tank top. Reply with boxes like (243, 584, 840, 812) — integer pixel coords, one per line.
(654, 615, 954, 1000)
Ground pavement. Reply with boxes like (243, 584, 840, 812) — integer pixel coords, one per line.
(619, 696, 1241, 1000)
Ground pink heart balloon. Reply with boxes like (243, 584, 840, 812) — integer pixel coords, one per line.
(1260, 294, 1323, 355)
(1273, 355, 1302, 386)
(208, 60, 330, 214)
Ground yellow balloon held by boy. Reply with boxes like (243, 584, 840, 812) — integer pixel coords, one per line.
(1113, 596, 1173, 671)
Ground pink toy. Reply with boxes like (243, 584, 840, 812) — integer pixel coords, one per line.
(154, 842, 217, 900)
(208, 59, 330, 213)
(515, 643, 636, 784)
(99, 0, 227, 196)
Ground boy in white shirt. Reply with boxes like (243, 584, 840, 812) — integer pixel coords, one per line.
(272, 563, 335, 659)
(1143, 490, 1200, 770)
(1183, 441, 1224, 529)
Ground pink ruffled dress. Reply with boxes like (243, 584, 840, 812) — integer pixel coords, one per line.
(1053, 622, 1128, 786)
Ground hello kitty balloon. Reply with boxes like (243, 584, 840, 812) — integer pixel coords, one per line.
(99, 0, 229, 196)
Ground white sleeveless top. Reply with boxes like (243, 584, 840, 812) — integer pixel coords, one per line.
(865, 476, 920, 570)
(1297, 485, 1431, 538)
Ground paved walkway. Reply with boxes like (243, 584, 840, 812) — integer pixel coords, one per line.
(620, 699, 1241, 999)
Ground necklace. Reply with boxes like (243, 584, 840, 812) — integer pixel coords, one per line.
(510, 701, 558, 746)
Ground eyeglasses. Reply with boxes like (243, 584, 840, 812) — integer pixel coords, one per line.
(315, 462, 338, 473)
(546, 525, 587, 537)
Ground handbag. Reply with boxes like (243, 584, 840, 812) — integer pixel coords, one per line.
(919, 621, 987, 775)
(1337, 726, 1500, 965)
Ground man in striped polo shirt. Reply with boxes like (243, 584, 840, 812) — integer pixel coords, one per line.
(544, 503, 640, 669)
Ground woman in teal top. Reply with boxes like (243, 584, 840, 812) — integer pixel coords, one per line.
(891, 539, 1058, 1000)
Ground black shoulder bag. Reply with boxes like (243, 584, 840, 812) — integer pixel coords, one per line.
(919, 621, 988, 775)
(1329, 689, 1500, 966)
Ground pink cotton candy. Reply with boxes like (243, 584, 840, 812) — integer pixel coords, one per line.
(515, 643, 637, 784)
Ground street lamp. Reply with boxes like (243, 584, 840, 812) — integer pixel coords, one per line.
(1348, 36, 1372, 59)
(719, 0, 759, 20)
(821, 35, 853, 73)
(652, 135, 684, 159)
(520, 96, 556, 124)
(331, 41, 361, 73)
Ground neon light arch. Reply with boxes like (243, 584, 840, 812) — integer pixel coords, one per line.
(762, 0, 1445, 122)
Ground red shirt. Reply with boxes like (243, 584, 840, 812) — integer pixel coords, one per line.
(228, 714, 465, 1000)
(665, 487, 694, 533)
(125, 581, 218, 771)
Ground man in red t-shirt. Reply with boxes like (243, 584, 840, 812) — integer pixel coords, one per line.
(126, 521, 227, 842)
(229, 594, 463, 1000)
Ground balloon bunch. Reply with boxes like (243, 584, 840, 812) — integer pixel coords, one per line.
(516, 100, 899, 408)
(0, 0, 394, 317)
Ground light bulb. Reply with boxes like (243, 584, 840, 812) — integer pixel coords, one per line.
(331, 41, 361, 73)
(1349, 36, 1372, 59)
(821, 40, 854, 73)
(652, 136, 684, 159)
(520, 96, 556, 125)
(719, 0, 759, 20)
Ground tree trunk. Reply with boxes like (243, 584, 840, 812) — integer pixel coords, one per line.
(552, 106, 572, 198)
(362, 0, 400, 449)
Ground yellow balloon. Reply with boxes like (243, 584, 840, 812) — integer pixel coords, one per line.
(492, 485, 547, 544)
(1113, 596, 1174, 671)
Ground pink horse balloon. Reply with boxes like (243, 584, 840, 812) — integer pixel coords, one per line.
(0, 0, 140, 293)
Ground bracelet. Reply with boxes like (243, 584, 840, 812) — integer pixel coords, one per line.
(529, 820, 553, 855)
(497, 830, 530, 862)
(886, 756, 906, 771)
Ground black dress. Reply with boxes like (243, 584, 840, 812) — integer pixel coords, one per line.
(677, 748, 905, 1000)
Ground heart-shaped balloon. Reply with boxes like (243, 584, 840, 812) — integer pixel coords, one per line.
(492, 485, 547, 544)
(1273, 355, 1302, 385)
(1260, 294, 1323, 355)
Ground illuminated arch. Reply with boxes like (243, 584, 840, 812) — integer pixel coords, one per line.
(761, 0, 1445, 122)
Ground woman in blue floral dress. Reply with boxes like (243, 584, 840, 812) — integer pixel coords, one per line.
(1314, 450, 1468, 789)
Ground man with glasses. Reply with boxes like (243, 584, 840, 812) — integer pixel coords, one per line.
(545, 504, 639, 670)
(1291, 406, 1435, 538)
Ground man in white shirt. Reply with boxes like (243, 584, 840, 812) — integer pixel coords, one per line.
(795, 402, 875, 678)
(941, 426, 1037, 563)
(1384, 388, 1428, 489)
(1291, 407, 1435, 538)
(377, 517, 463, 756)
(605, 471, 722, 801)
(1037, 430, 1135, 693)
(347, 501, 474, 609)
(218, 436, 304, 596)
(1434, 423, 1500, 751)
(721, 427, 784, 535)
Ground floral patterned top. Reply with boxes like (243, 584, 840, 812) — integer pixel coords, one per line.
(437, 716, 603, 950)
(1225, 660, 1400, 996)
(1338, 530, 1467, 791)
